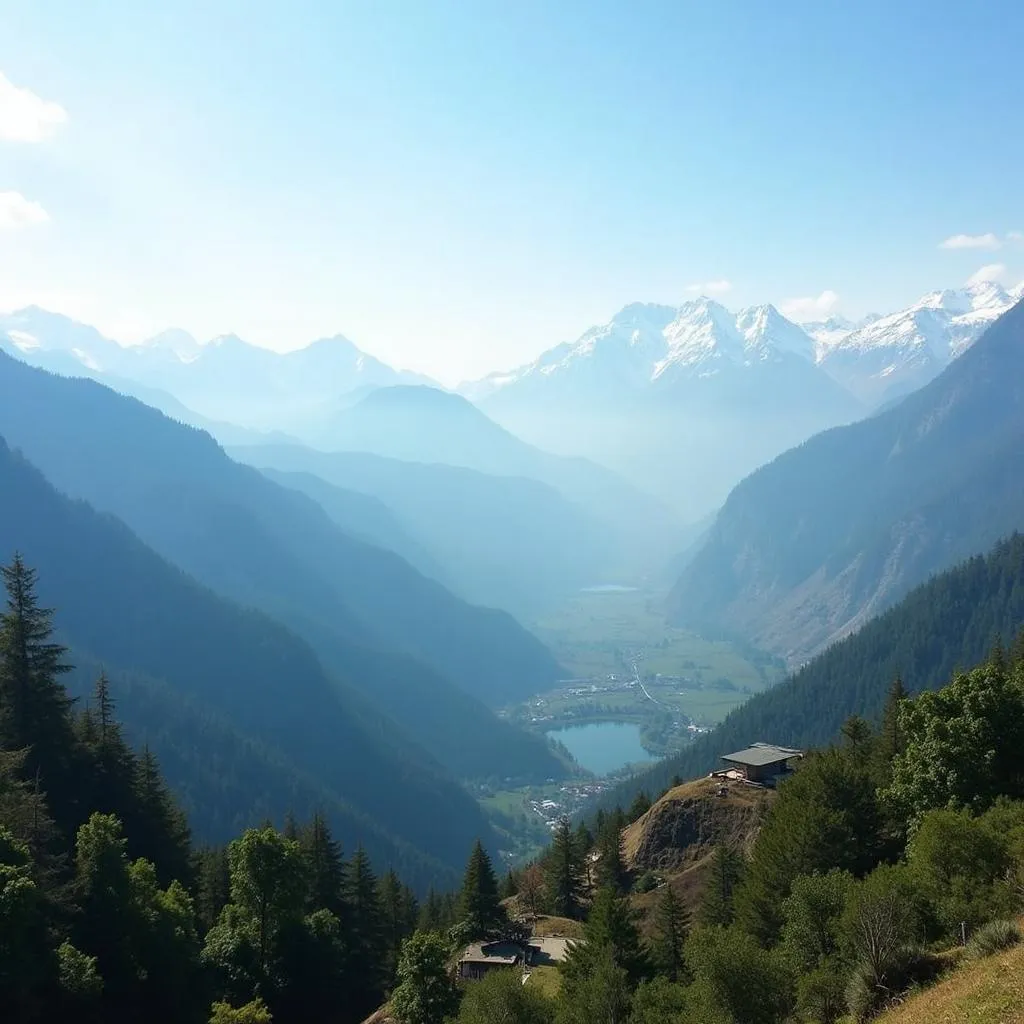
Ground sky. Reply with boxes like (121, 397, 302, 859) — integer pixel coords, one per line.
(1, 0, 1023, 385)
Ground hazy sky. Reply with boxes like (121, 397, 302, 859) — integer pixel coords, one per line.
(1, 1, 1022, 384)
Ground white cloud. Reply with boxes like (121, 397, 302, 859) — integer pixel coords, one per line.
(0, 71, 67, 142)
(685, 279, 732, 295)
(781, 289, 840, 322)
(0, 191, 50, 228)
(967, 263, 1009, 286)
(939, 232, 1002, 250)
(1009, 231, 1024, 244)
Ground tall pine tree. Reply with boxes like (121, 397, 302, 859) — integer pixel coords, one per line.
(0, 554, 78, 830)
(544, 817, 585, 920)
(457, 839, 504, 937)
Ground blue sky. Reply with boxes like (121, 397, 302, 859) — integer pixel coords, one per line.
(1, 0, 1022, 383)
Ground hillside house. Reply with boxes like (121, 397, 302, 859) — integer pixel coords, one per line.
(716, 742, 803, 786)
(457, 936, 574, 980)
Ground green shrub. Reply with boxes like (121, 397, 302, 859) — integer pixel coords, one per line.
(966, 919, 1022, 959)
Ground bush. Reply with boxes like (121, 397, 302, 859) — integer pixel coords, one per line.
(966, 919, 1022, 959)
(632, 871, 659, 894)
(845, 945, 944, 1023)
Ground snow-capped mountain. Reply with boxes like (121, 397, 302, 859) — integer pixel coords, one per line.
(815, 281, 1019, 405)
(0, 307, 432, 431)
(471, 299, 862, 516)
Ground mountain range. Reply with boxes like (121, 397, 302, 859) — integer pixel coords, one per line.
(0, 351, 569, 778)
(670, 293, 1024, 665)
(466, 282, 1021, 515)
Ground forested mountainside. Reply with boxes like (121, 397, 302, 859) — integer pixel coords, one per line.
(605, 532, 1024, 812)
(671, 297, 1024, 664)
(0, 553, 482, 1022)
(240, 446, 615, 617)
(0, 438, 490, 884)
(0, 354, 565, 766)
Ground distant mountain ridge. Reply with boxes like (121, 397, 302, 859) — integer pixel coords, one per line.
(0, 306, 432, 431)
(669, 295, 1024, 664)
(0, 351, 567, 783)
(463, 282, 1019, 516)
(0, 436, 486, 887)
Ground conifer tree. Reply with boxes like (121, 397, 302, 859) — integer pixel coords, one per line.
(196, 845, 231, 933)
(300, 811, 345, 916)
(343, 846, 387, 1014)
(457, 839, 504, 936)
(698, 844, 743, 927)
(650, 884, 689, 981)
(132, 746, 191, 886)
(594, 818, 627, 894)
(0, 554, 78, 828)
(418, 887, 446, 933)
(545, 817, 585, 919)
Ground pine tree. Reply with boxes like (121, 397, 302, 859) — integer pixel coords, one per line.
(418, 887, 446, 933)
(300, 811, 346, 916)
(195, 846, 231, 933)
(0, 555, 78, 828)
(594, 818, 627, 894)
(650, 884, 689, 981)
(379, 868, 414, 977)
(344, 846, 387, 1014)
(544, 817, 584, 919)
(698, 844, 743, 927)
(457, 839, 504, 937)
(131, 746, 191, 886)
(628, 791, 651, 822)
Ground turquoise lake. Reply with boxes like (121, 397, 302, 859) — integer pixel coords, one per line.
(549, 721, 654, 776)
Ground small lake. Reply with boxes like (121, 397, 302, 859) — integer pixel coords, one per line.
(548, 721, 654, 776)
(579, 584, 639, 594)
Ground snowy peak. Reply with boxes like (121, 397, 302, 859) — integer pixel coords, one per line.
(736, 303, 816, 362)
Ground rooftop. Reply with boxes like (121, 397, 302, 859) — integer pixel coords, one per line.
(721, 742, 803, 767)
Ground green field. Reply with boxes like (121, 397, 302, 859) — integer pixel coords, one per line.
(526, 587, 783, 728)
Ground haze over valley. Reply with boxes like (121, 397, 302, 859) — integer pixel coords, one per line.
(4, 6, 1024, 1021)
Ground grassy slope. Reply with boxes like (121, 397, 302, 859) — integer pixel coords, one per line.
(875, 942, 1024, 1024)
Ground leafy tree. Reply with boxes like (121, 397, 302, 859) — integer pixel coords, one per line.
(840, 864, 922, 994)
(886, 661, 1024, 821)
(0, 825, 56, 1017)
(457, 839, 504, 936)
(454, 966, 555, 1024)
(698, 844, 743, 927)
(684, 925, 793, 1024)
(225, 826, 307, 975)
(209, 998, 273, 1024)
(906, 807, 1012, 937)
(544, 818, 584, 919)
(649, 884, 689, 981)
(557, 945, 632, 1024)
(780, 869, 853, 973)
(389, 930, 458, 1024)
(627, 976, 689, 1024)
(736, 748, 883, 943)
(517, 862, 545, 921)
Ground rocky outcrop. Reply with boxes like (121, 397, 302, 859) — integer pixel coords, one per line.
(623, 777, 771, 872)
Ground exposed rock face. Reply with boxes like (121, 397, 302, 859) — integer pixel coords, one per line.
(623, 777, 771, 872)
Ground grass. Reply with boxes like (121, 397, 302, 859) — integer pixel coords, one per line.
(526, 965, 562, 997)
(875, 933, 1024, 1024)
(531, 915, 585, 939)
(528, 587, 782, 727)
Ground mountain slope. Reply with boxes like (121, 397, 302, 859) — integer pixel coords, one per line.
(670, 297, 1024, 664)
(0, 352, 565, 776)
(472, 300, 862, 516)
(602, 532, 1024, 813)
(815, 281, 1018, 406)
(303, 384, 680, 566)
(0, 436, 487, 885)
(239, 447, 615, 616)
